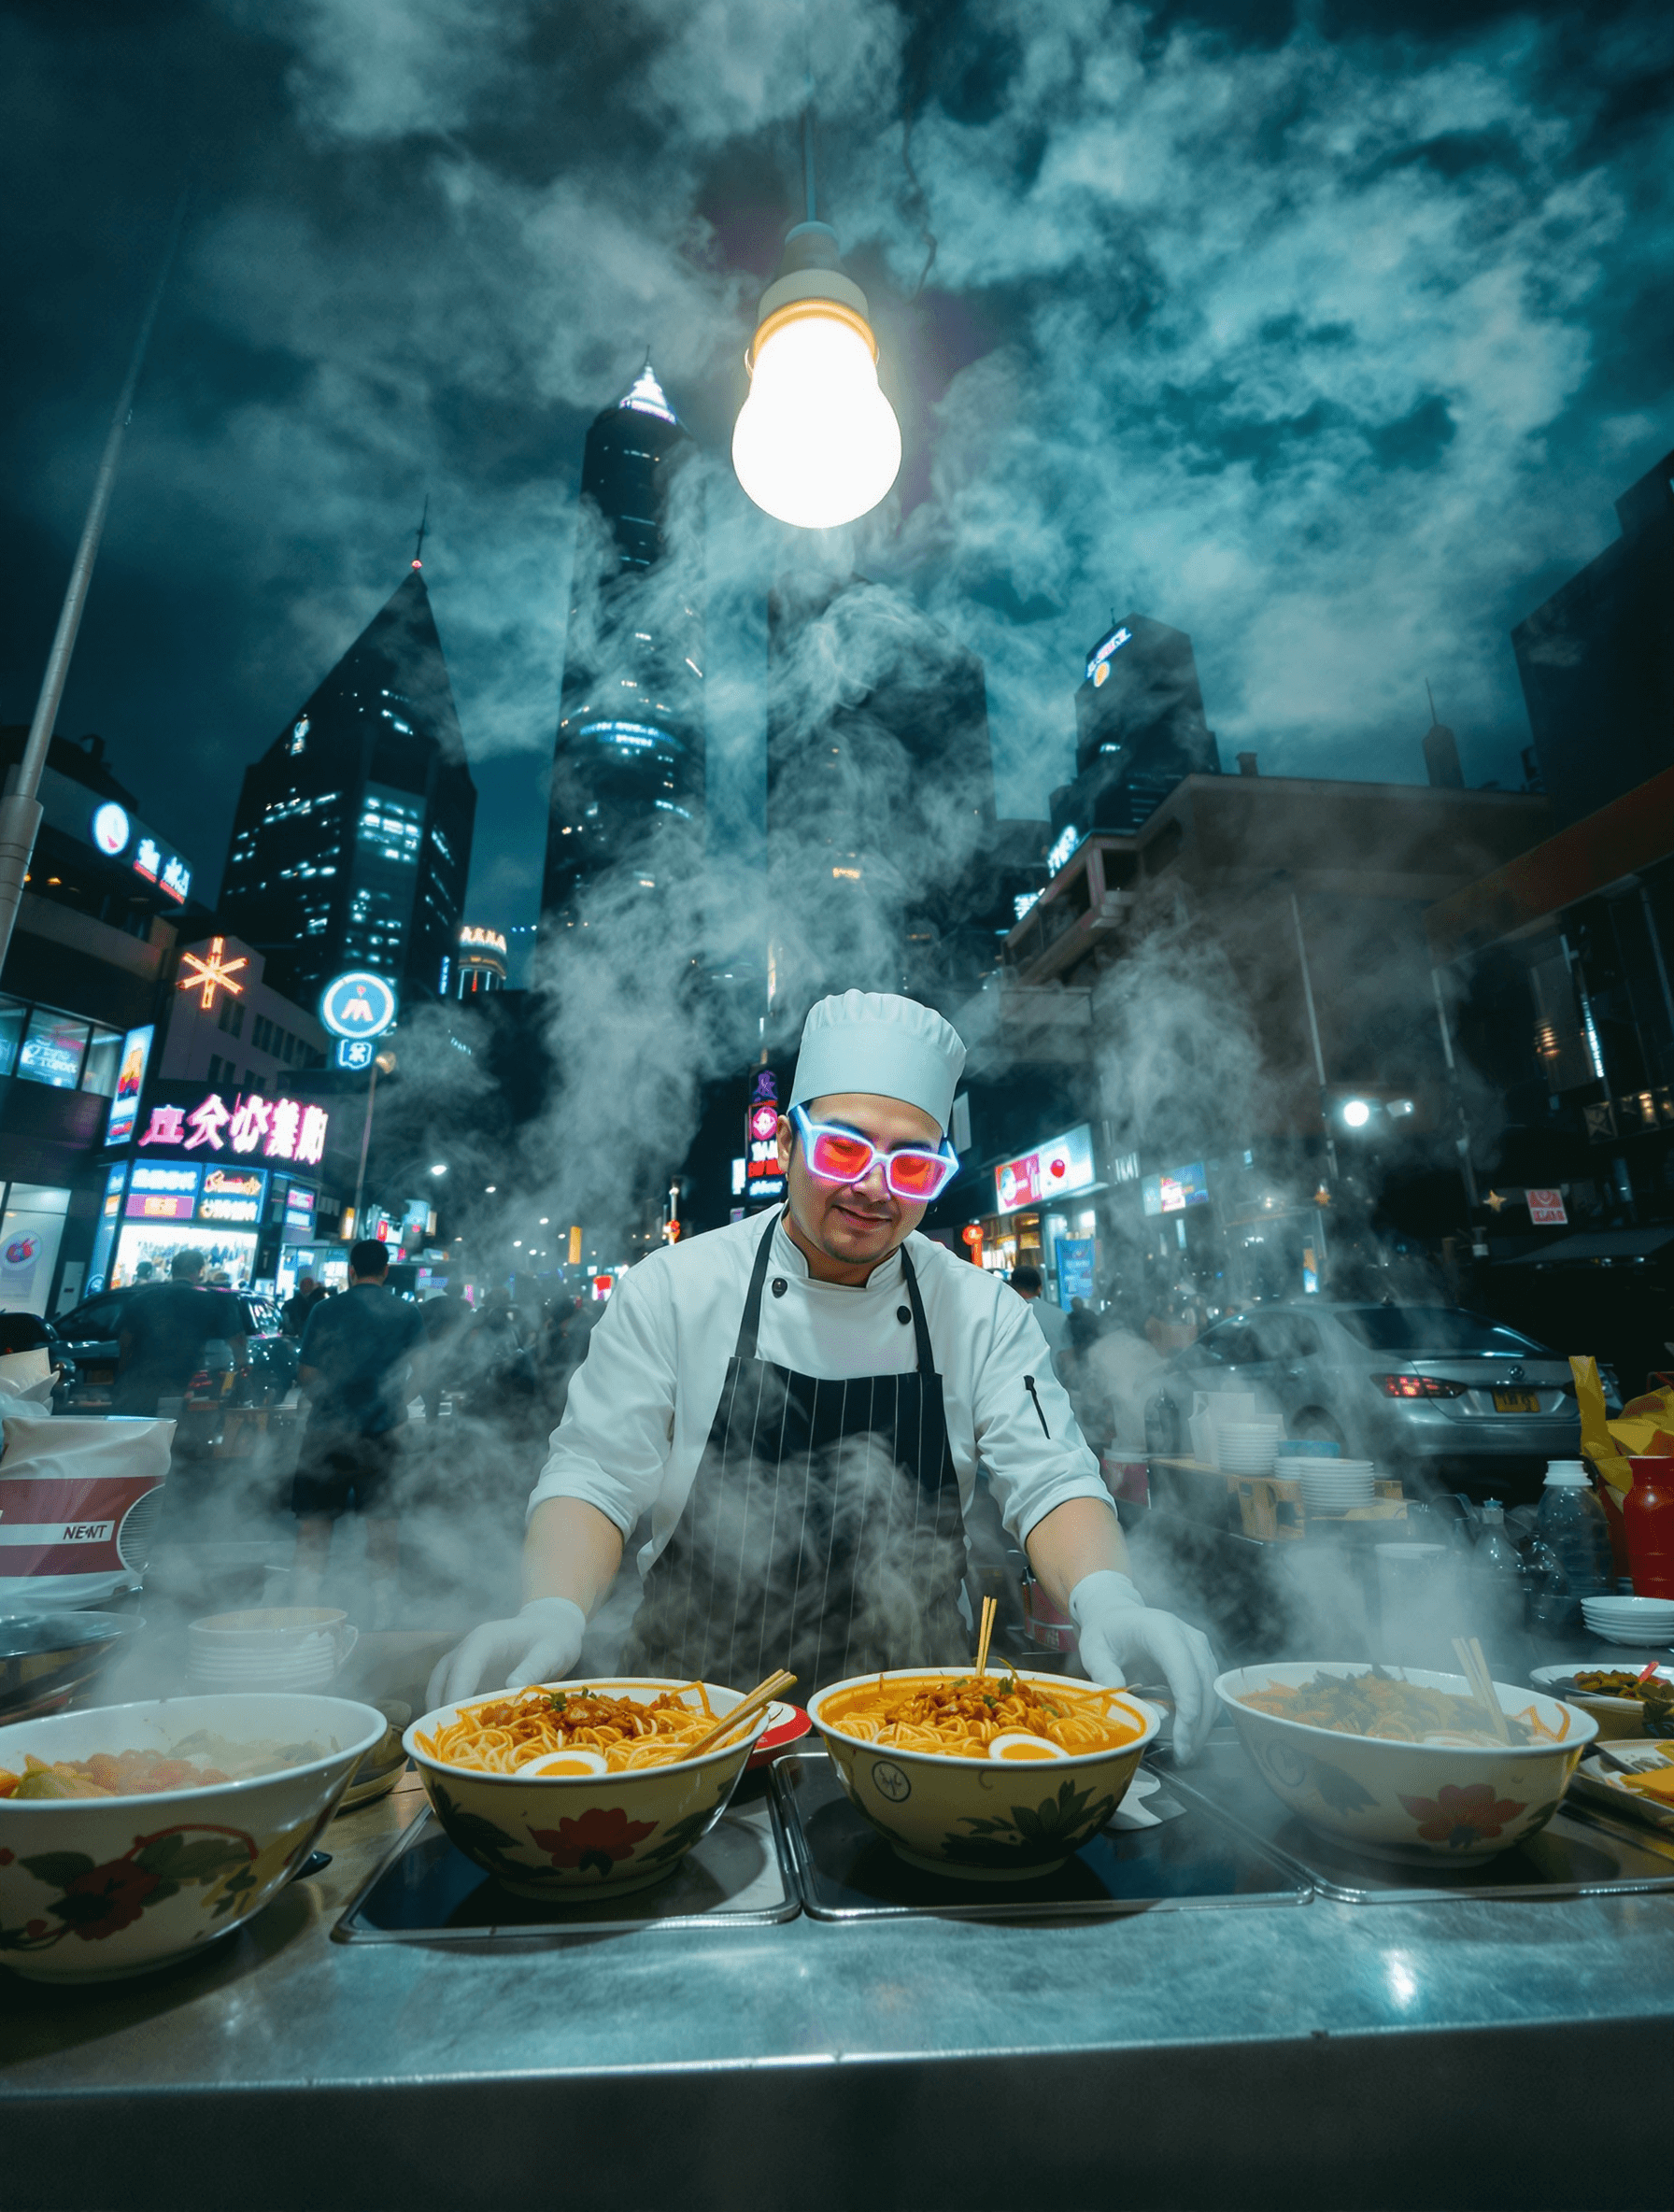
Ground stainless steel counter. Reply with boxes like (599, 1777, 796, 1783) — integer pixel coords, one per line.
(3, 1763, 1671, 2210)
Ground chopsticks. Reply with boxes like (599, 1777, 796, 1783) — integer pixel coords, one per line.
(679, 1669, 796, 1764)
(1453, 1636, 1512, 1745)
(974, 1595, 998, 1681)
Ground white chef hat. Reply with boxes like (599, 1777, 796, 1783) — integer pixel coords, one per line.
(789, 990, 968, 1134)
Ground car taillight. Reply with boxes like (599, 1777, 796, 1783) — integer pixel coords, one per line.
(1374, 1374, 1467, 1399)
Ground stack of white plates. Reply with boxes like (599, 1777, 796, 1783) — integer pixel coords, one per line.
(1580, 1594, 1674, 1649)
(186, 1607, 358, 1694)
(1295, 1460, 1376, 1514)
(1213, 1419, 1284, 1474)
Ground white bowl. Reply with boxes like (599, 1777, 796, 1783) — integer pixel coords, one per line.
(1215, 1663, 1595, 1865)
(404, 1678, 773, 1898)
(0, 1692, 385, 1982)
(806, 1667, 1160, 1879)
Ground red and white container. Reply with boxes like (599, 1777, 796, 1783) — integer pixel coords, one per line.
(0, 1415, 172, 1613)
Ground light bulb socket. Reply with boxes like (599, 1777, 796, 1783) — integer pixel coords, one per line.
(757, 220, 871, 330)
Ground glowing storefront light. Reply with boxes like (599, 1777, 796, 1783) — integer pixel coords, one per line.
(732, 223, 901, 531)
(91, 802, 130, 856)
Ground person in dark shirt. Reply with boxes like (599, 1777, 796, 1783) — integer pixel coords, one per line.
(291, 1240, 426, 1626)
(282, 1274, 326, 1338)
(115, 1249, 247, 1414)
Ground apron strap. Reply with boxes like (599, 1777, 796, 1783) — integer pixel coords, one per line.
(738, 1212, 940, 1376)
(898, 1241, 938, 1377)
(733, 1210, 783, 1362)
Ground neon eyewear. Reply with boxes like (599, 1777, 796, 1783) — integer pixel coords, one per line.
(788, 1103, 959, 1202)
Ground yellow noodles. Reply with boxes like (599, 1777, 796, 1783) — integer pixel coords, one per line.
(822, 1671, 1144, 1759)
(419, 1684, 726, 1775)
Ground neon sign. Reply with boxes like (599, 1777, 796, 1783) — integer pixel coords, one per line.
(91, 802, 130, 856)
(137, 1092, 329, 1166)
(994, 1125, 1097, 1215)
(1085, 626, 1132, 683)
(177, 937, 248, 1012)
(1047, 825, 1080, 876)
(103, 1025, 153, 1148)
(319, 970, 398, 1040)
(746, 1069, 785, 1201)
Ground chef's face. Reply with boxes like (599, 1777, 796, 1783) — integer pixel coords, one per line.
(779, 1092, 944, 1269)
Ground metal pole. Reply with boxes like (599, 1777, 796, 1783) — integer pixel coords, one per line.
(1430, 961, 1482, 1212)
(0, 189, 187, 974)
(1639, 883, 1674, 1077)
(1288, 888, 1341, 1184)
(351, 1064, 379, 1234)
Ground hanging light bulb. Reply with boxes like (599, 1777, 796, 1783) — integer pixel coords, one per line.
(732, 221, 901, 531)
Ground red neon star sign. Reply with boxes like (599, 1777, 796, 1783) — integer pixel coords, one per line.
(177, 936, 248, 1012)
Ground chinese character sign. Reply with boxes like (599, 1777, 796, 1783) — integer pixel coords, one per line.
(134, 1089, 330, 1168)
(185, 1094, 232, 1152)
(228, 1094, 272, 1155)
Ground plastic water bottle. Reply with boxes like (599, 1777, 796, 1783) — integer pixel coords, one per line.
(1468, 1499, 1525, 1661)
(1534, 1461, 1614, 1601)
(1523, 1533, 1578, 1634)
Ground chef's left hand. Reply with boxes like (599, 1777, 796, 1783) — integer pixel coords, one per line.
(1068, 1569, 1219, 1765)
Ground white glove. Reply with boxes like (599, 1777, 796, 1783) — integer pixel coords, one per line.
(1068, 1570, 1219, 1765)
(425, 1595, 587, 1710)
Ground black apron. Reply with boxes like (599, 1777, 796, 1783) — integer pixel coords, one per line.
(620, 1214, 970, 1694)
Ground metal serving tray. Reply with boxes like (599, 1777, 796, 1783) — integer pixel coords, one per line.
(770, 1747, 1311, 1921)
(1169, 1736, 1674, 1905)
(333, 1793, 799, 1946)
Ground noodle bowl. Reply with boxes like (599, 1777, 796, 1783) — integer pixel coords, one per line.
(807, 1666, 1160, 1880)
(402, 1678, 773, 1898)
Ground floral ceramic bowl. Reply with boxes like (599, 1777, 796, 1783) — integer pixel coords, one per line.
(806, 1668, 1161, 1880)
(403, 1678, 771, 1898)
(0, 1692, 386, 1983)
(1215, 1663, 1596, 1865)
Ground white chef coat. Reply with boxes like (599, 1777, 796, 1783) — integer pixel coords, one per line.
(528, 1211, 1110, 1582)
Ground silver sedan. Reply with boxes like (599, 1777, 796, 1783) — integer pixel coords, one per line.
(1149, 1302, 1620, 1500)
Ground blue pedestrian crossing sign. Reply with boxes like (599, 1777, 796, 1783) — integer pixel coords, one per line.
(319, 971, 398, 1041)
(335, 1038, 376, 1071)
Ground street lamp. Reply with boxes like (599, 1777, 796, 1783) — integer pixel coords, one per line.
(1341, 1099, 1372, 1129)
(731, 115, 900, 530)
(429, 1162, 447, 1177)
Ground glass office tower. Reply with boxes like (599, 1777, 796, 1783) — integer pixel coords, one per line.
(220, 566, 476, 1006)
(542, 363, 705, 929)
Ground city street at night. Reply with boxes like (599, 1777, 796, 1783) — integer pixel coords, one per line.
(1, 3, 1672, 2206)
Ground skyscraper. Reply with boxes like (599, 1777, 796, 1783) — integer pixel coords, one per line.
(1049, 613, 1220, 844)
(220, 564, 475, 1006)
(765, 567, 996, 1013)
(542, 363, 704, 928)
(1512, 447, 1674, 830)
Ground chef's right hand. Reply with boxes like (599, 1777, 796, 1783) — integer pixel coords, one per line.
(425, 1595, 587, 1709)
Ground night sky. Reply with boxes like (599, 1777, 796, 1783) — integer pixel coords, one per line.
(3, 0, 1670, 967)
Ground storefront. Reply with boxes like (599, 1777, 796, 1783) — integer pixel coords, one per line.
(0, 1179, 73, 1315)
(977, 1122, 1103, 1304)
(89, 1079, 338, 1296)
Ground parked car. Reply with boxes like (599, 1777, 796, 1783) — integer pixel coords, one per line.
(54, 1288, 298, 1412)
(1145, 1302, 1622, 1502)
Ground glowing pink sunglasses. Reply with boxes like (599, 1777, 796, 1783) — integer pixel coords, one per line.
(789, 1104, 959, 1202)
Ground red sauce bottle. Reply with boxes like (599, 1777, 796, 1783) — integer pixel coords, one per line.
(1624, 1457, 1674, 1600)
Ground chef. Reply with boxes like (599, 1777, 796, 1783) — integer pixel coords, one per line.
(430, 990, 1219, 1758)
